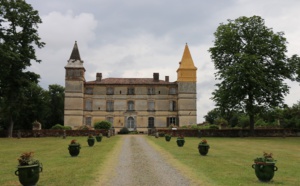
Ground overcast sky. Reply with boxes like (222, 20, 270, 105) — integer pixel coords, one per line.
(26, 0, 300, 123)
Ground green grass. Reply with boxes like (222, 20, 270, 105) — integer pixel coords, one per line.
(0, 136, 121, 186)
(147, 137, 300, 186)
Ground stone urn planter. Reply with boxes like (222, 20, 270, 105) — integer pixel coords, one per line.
(176, 135, 185, 147)
(95, 134, 103, 142)
(165, 134, 172, 142)
(87, 135, 95, 147)
(252, 152, 278, 182)
(15, 152, 42, 186)
(68, 139, 81, 157)
(198, 139, 210, 156)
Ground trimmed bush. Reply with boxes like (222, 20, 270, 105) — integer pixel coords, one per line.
(94, 120, 112, 130)
(209, 124, 219, 129)
(51, 124, 72, 130)
(76, 125, 92, 130)
(119, 127, 129, 134)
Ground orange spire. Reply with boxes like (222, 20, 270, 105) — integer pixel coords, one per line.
(177, 44, 197, 82)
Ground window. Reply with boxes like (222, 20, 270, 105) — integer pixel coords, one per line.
(169, 87, 177, 94)
(148, 117, 155, 128)
(106, 87, 114, 95)
(106, 101, 114, 112)
(169, 101, 176, 111)
(148, 101, 155, 111)
(106, 117, 114, 126)
(127, 87, 135, 95)
(167, 117, 177, 127)
(85, 87, 93, 94)
(128, 101, 134, 111)
(85, 100, 92, 111)
(85, 117, 92, 126)
(147, 87, 155, 95)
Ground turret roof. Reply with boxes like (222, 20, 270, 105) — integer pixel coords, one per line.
(177, 43, 197, 70)
(69, 41, 81, 60)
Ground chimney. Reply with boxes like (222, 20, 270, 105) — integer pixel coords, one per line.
(96, 73, 102, 81)
(153, 73, 159, 82)
(165, 76, 169, 82)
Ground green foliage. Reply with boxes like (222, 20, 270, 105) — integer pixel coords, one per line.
(209, 15, 295, 134)
(119, 127, 129, 134)
(203, 108, 221, 124)
(229, 115, 239, 128)
(209, 124, 219, 129)
(51, 124, 71, 130)
(238, 115, 250, 128)
(214, 118, 228, 126)
(76, 125, 92, 130)
(0, 0, 45, 137)
(94, 120, 112, 130)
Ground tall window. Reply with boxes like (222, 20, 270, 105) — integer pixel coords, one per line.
(148, 117, 155, 128)
(127, 87, 135, 95)
(169, 87, 177, 94)
(147, 87, 155, 95)
(85, 117, 92, 126)
(85, 100, 92, 111)
(169, 101, 176, 111)
(148, 101, 155, 111)
(128, 101, 134, 111)
(106, 87, 114, 95)
(106, 101, 114, 112)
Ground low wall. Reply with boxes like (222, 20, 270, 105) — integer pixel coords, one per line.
(149, 128, 300, 137)
(0, 129, 111, 138)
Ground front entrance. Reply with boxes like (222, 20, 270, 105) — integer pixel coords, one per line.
(126, 117, 135, 131)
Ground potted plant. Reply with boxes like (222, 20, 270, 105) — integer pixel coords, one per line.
(95, 133, 103, 142)
(252, 152, 278, 182)
(68, 139, 81, 157)
(15, 152, 42, 186)
(165, 134, 172, 142)
(176, 135, 185, 147)
(87, 134, 95, 147)
(198, 139, 210, 156)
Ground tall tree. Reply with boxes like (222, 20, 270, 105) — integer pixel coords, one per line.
(209, 16, 295, 135)
(44, 84, 64, 129)
(0, 0, 44, 137)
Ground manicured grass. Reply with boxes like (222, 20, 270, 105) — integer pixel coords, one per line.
(0, 136, 121, 186)
(147, 136, 300, 186)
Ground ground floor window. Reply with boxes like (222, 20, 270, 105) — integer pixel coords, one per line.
(166, 117, 178, 127)
(126, 116, 135, 130)
(148, 117, 154, 128)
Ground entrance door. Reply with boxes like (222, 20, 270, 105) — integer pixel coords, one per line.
(127, 117, 135, 131)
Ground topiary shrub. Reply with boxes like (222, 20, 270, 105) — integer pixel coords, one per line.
(51, 124, 72, 130)
(51, 124, 65, 130)
(119, 127, 129, 134)
(76, 125, 92, 130)
(94, 120, 112, 130)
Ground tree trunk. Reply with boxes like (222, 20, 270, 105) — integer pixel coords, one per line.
(8, 116, 14, 138)
(249, 114, 255, 136)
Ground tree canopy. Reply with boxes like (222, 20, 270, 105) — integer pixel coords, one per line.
(0, 0, 45, 137)
(209, 15, 297, 135)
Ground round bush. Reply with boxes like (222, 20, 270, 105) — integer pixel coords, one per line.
(209, 124, 219, 129)
(51, 124, 65, 130)
(94, 120, 112, 130)
(119, 127, 129, 134)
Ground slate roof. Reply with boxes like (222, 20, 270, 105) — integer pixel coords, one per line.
(85, 78, 176, 85)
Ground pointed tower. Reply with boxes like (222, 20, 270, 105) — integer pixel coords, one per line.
(176, 44, 197, 126)
(64, 41, 86, 128)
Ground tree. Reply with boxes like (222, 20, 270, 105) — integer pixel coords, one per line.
(44, 84, 64, 129)
(0, 0, 45, 137)
(209, 16, 295, 135)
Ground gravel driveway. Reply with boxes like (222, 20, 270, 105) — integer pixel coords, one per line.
(96, 135, 192, 186)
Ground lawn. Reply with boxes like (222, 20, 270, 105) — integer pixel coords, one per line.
(147, 136, 300, 186)
(0, 136, 121, 186)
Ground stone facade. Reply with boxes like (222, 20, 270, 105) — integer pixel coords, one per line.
(64, 42, 197, 132)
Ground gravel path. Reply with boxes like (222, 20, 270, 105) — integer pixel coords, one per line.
(103, 135, 191, 186)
